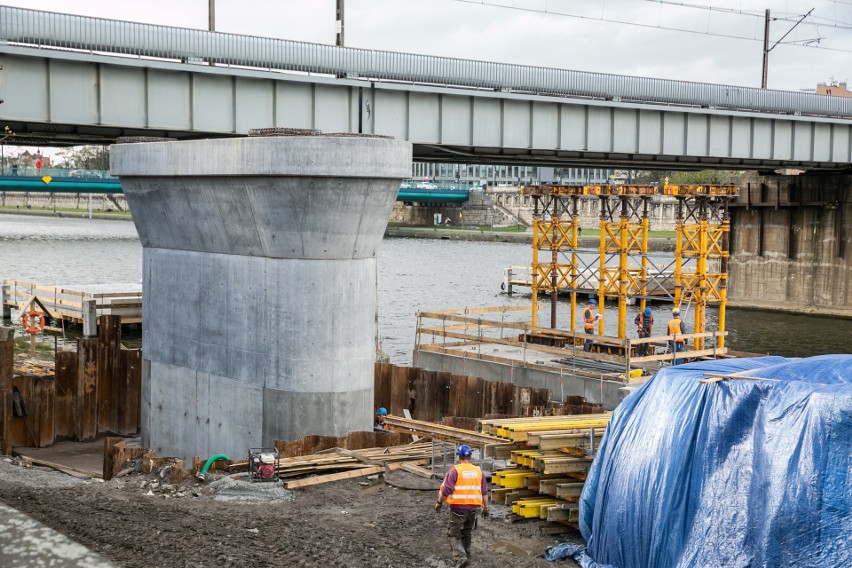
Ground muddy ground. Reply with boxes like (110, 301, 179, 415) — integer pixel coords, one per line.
(0, 459, 582, 567)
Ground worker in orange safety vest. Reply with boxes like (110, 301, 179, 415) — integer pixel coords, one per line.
(435, 444, 489, 568)
(667, 308, 689, 365)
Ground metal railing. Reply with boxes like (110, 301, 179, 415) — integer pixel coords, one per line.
(0, 167, 110, 178)
(2, 6, 851, 120)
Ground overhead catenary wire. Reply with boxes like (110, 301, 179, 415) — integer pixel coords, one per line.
(443, 0, 852, 54)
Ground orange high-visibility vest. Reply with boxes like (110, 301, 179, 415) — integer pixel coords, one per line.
(667, 319, 685, 343)
(439, 463, 483, 506)
(584, 308, 596, 331)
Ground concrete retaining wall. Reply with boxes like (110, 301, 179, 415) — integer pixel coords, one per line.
(413, 349, 625, 410)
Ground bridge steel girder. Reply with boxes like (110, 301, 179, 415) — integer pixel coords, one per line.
(2, 47, 852, 171)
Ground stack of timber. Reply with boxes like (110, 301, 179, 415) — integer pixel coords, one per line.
(484, 414, 609, 527)
(227, 442, 436, 489)
(383, 415, 515, 457)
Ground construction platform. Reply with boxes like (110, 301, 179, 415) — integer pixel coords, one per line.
(413, 305, 728, 410)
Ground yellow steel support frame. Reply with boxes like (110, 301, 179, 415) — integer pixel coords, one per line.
(598, 205, 607, 335)
(524, 184, 734, 353)
(674, 200, 684, 309)
(668, 188, 735, 351)
(598, 195, 648, 339)
(529, 190, 581, 331)
(532, 218, 540, 327)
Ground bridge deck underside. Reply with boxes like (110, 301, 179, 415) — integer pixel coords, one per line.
(2, 48, 851, 171)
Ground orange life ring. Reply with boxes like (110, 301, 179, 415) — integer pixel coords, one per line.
(21, 309, 45, 334)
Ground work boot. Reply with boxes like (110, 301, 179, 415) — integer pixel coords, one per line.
(449, 538, 468, 568)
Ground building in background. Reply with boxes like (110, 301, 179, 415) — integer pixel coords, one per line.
(816, 80, 852, 97)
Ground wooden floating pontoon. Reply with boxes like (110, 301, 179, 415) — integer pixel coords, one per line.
(2, 279, 142, 327)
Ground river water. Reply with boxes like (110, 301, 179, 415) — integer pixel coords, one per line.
(1, 214, 849, 362)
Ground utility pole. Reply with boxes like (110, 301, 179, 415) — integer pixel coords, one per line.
(762, 8, 814, 90)
(761, 9, 770, 89)
(208, 0, 215, 31)
(336, 0, 345, 47)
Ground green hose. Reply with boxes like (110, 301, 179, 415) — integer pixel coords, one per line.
(197, 454, 230, 481)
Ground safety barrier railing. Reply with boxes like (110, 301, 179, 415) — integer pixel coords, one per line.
(2, 6, 851, 119)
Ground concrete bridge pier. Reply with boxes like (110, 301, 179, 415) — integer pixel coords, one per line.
(111, 135, 412, 460)
(729, 174, 851, 318)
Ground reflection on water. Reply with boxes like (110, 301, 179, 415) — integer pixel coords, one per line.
(1, 214, 849, 363)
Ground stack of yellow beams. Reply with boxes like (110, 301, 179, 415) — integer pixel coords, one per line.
(484, 414, 610, 526)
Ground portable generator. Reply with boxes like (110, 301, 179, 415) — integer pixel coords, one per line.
(247, 447, 280, 482)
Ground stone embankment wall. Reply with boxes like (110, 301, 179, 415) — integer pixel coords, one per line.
(0, 192, 129, 211)
(728, 174, 851, 317)
(391, 190, 503, 226)
(488, 187, 681, 230)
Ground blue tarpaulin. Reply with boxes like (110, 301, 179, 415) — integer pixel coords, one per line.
(571, 355, 851, 568)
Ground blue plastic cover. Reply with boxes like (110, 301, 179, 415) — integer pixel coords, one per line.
(576, 355, 852, 568)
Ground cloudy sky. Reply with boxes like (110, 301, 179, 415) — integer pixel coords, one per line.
(4, 0, 852, 91)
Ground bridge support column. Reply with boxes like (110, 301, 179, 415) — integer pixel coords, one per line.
(729, 174, 852, 318)
(112, 134, 411, 460)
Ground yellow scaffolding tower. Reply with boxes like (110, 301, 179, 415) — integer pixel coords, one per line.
(527, 185, 585, 329)
(664, 184, 738, 350)
(596, 186, 656, 338)
(525, 183, 735, 357)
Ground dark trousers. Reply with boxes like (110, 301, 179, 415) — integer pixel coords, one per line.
(668, 341, 685, 365)
(637, 330, 650, 356)
(583, 328, 594, 352)
(448, 509, 477, 566)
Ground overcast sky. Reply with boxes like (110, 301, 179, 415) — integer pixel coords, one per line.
(4, 0, 851, 92)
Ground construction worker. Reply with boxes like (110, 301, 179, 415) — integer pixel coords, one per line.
(634, 307, 654, 357)
(435, 444, 488, 568)
(583, 298, 599, 352)
(373, 407, 389, 431)
(667, 308, 689, 365)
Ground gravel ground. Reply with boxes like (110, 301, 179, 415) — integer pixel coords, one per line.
(0, 460, 583, 567)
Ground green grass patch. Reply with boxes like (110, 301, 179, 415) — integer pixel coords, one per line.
(14, 335, 55, 359)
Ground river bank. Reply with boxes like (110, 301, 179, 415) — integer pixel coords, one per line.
(384, 226, 676, 252)
(0, 207, 133, 222)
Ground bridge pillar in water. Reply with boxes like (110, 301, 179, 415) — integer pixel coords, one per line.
(729, 174, 851, 317)
(111, 135, 411, 460)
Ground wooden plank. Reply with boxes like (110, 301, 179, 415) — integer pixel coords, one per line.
(374, 362, 392, 413)
(399, 462, 434, 479)
(96, 315, 122, 434)
(53, 350, 78, 440)
(283, 466, 385, 489)
(118, 349, 141, 435)
(430, 370, 447, 422)
(0, 338, 13, 392)
(1, 390, 11, 455)
(22, 456, 101, 479)
(36, 378, 55, 447)
(103, 437, 127, 481)
(76, 338, 99, 441)
(631, 347, 727, 363)
(416, 305, 531, 316)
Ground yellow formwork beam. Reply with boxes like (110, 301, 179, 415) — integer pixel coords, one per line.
(492, 469, 538, 489)
(512, 498, 559, 518)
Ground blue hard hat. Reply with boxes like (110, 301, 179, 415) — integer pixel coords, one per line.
(644, 307, 652, 316)
(588, 298, 598, 305)
(457, 444, 473, 458)
(377, 407, 388, 415)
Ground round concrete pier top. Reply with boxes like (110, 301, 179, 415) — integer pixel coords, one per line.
(111, 135, 412, 179)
